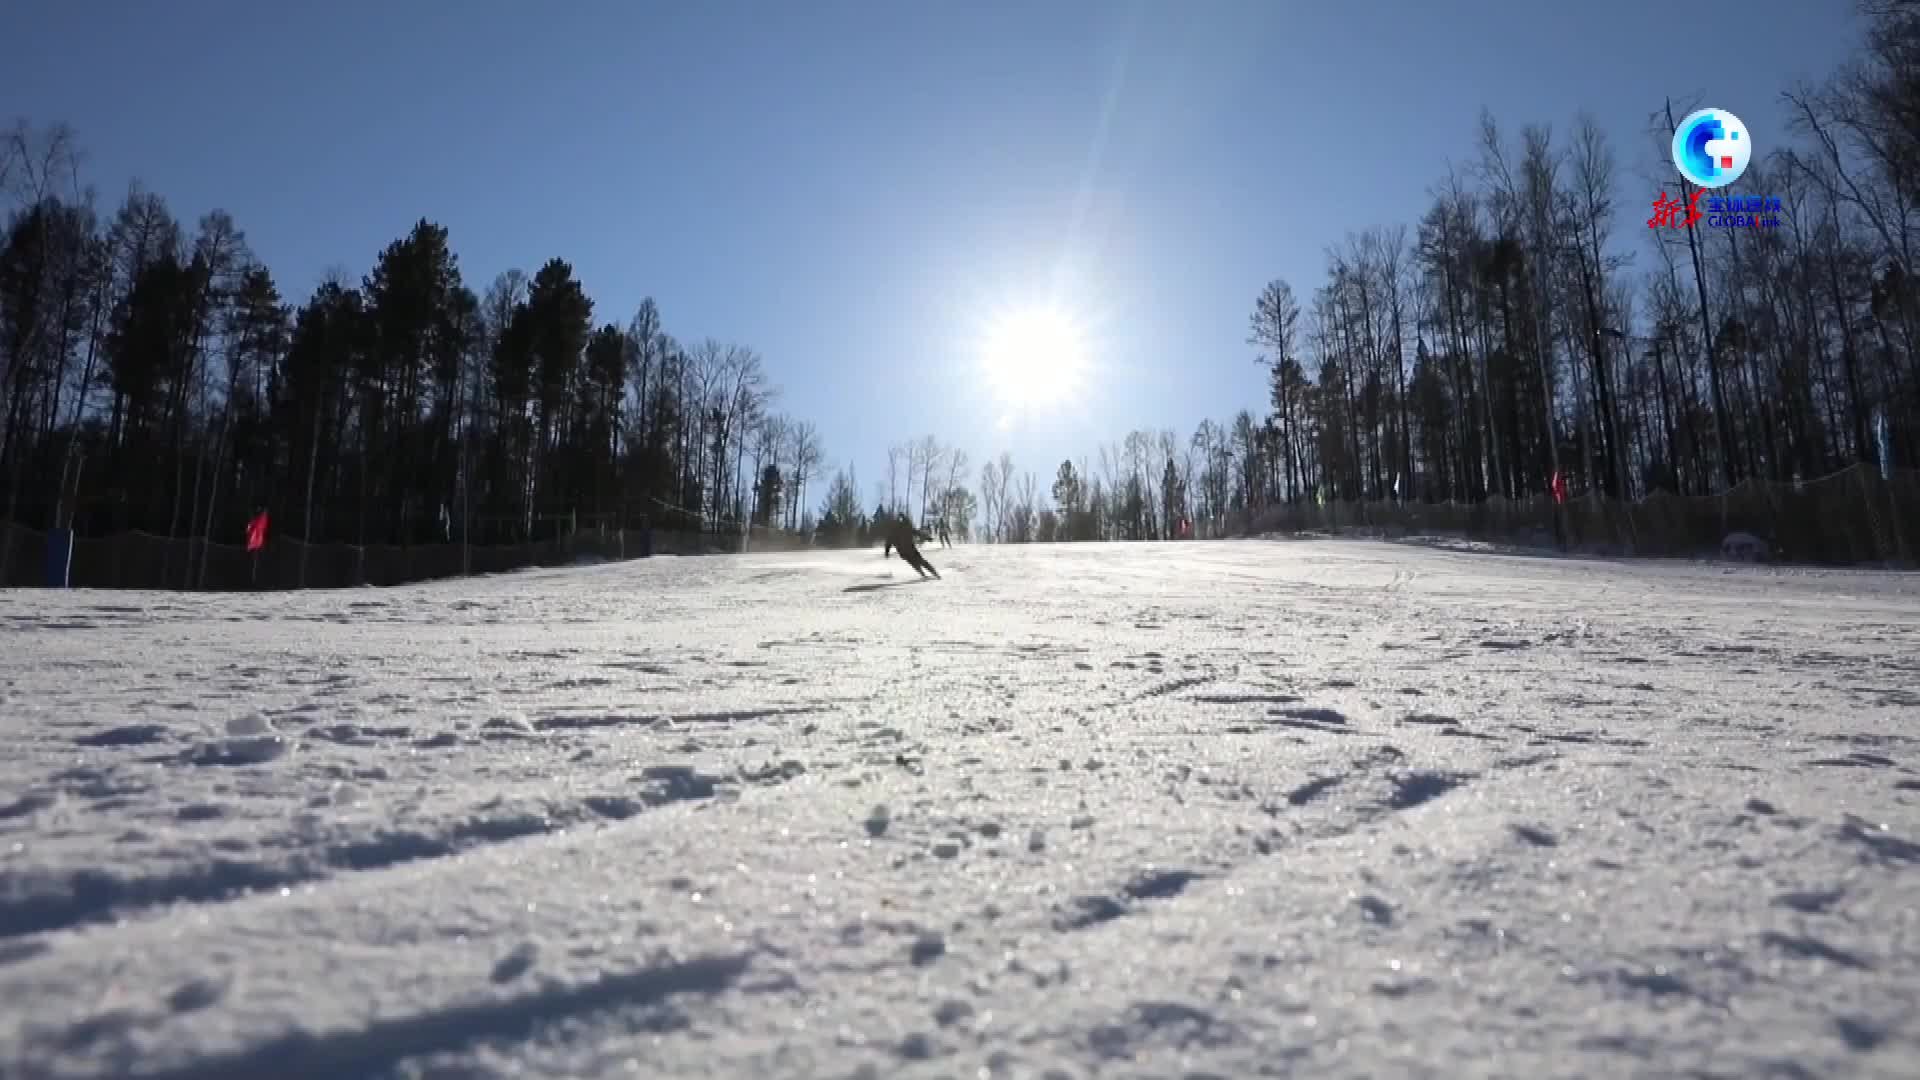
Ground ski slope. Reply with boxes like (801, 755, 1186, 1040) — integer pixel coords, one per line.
(2, 538, 1917, 1079)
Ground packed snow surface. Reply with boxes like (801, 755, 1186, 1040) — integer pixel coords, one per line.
(2, 538, 1918, 1080)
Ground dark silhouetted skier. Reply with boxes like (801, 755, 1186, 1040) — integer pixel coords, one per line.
(883, 515, 940, 579)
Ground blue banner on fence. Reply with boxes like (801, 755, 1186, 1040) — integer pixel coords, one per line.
(1876, 409, 1892, 480)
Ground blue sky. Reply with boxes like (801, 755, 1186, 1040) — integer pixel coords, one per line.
(4, 1, 1859, 512)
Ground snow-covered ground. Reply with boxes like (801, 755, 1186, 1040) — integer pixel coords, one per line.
(2, 539, 1918, 1080)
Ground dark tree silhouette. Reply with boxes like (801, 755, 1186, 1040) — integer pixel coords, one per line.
(4, 3, 1917, 572)
(957, 3, 1917, 550)
(0, 132, 833, 567)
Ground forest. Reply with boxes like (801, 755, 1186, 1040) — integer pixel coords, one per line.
(2, 2, 1916, 565)
(1017, 1, 1920, 545)
(0, 180, 833, 551)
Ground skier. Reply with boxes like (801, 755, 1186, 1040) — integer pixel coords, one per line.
(883, 514, 941, 579)
(936, 518, 951, 548)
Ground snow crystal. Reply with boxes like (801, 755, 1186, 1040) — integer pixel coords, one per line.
(0, 540, 1917, 1077)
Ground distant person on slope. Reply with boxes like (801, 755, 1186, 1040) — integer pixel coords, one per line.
(883, 514, 941, 579)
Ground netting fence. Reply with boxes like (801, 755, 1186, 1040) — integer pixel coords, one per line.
(0, 521, 763, 592)
(0, 480, 859, 591)
(7, 465, 1912, 590)
(1220, 463, 1919, 566)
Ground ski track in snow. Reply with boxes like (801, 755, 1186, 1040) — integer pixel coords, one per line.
(1, 538, 1918, 1079)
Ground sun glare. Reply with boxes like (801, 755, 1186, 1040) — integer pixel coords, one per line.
(979, 305, 1089, 410)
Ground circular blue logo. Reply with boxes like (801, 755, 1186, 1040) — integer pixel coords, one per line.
(1671, 108, 1751, 189)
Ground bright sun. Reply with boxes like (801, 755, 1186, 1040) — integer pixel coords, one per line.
(979, 305, 1089, 410)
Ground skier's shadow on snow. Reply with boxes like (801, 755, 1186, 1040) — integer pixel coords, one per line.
(844, 578, 934, 593)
